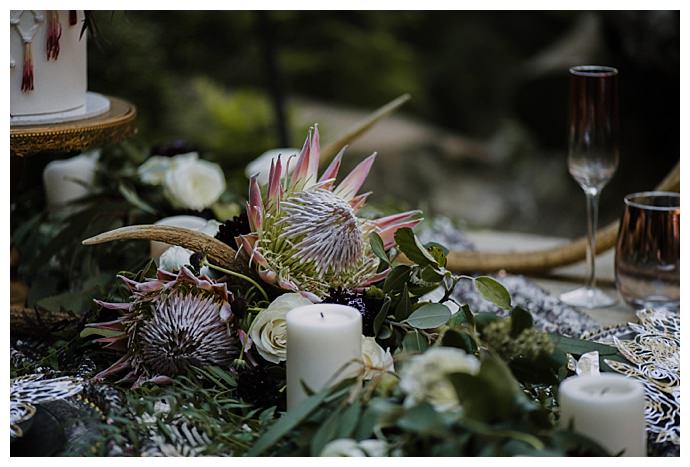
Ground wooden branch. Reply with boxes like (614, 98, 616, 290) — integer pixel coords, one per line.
(320, 93, 411, 163)
(445, 161, 680, 273)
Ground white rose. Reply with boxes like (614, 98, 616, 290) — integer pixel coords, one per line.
(248, 293, 312, 363)
(245, 148, 299, 185)
(361, 336, 394, 379)
(163, 154, 226, 210)
(137, 156, 171, 185)
(320, 438, 388, 457)
(399, 346, 480, 411)
(159, 246, 192, 272)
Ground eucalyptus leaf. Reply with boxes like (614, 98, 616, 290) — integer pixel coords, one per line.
(336, 402, 361, 439)
(402, 330, 429, 353)
(404, 303, 451, 329)
(310, 408, 342, 456)
(369, 232, 390, 265)
(424, 242, 448, 267)
(373, 296, 391, 336)
(394, 227, 438, 267)
(474, 276, 512, 310)
(383, 265, 411, 294)
(394, 283, 412, 321)
(441, 329, 477, 354)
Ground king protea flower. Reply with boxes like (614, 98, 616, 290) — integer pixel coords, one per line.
(86, 267, 240, 388)
(238, 125, 422, 297)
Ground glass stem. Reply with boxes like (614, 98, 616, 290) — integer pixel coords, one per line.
(584, 189, 600, 290)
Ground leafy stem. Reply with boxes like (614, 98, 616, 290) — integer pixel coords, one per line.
(205, 262, 269, 301)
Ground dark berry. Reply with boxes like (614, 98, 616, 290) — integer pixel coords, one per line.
(323, 288, 380, 336)
(231, 297, 248, 320)
(235, 365, 283, 410)
(215, 211, 251, 246)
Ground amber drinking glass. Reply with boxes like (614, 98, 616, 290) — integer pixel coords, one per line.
(615, 192, 680, 310)
(560, 65, 619, 308)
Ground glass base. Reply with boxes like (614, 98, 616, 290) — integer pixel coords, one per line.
(560, 287, 618, 309)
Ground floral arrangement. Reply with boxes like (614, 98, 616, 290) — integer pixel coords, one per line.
(11, 125, 629, 457)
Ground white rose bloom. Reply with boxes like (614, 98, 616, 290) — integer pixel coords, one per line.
(163, 154, 226, 211)
(399, 346, 480, 411)
(245, 148, 299, 185)
(159, 246, 192, 272)
(361, 336, 394, 379)
(320, 438, 388, 457)
(137, 156, 172, 185)
(248, 293, 312, 363)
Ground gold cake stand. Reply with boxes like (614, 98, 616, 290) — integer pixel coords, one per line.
(10, 95, 138, 157)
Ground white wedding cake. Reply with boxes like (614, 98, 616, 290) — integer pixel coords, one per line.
(10, 10, 109, 125)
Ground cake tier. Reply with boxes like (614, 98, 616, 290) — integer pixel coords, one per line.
(10, 10, 87, 117)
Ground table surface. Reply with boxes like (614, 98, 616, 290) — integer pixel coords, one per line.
(466, 230, 637, 328)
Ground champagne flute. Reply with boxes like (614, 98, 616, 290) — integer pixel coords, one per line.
(560, 65, 619, 308)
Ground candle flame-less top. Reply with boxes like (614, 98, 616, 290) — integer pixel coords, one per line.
(287, 303, 361, 329)
(560, 374, 645, 405)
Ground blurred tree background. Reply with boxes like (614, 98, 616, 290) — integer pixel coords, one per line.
(88, 10, 679, 237)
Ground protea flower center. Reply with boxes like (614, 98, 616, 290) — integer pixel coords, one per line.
(86, 267, 240, 388)
(279, 188, 364, 276)
(237, 125, 423, 297)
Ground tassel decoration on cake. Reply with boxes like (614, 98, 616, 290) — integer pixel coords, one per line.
(46, 10, 62, 60)
(69, 10, 78, 26)
(21, 42, 34, 92)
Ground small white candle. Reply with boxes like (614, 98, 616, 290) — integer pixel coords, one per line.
(286, 304, 362, 410)
(42, 151, 99, 207)
(559, 374, 646, 456)
(150, 215, 208, 264)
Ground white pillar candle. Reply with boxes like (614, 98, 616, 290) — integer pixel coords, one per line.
(42, 151, 99, 207)
(559, 374, 646, 456)
(286, 304, 362, 410)
(150, 215, 209, 264)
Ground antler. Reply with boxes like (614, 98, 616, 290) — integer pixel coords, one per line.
(83, 225, 244, 272)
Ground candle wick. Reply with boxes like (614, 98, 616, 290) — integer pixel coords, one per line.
(601, 387, 610, 395)
(320, 312, 324, 319)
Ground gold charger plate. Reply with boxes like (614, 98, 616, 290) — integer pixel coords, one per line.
(10, 96, 137, 157)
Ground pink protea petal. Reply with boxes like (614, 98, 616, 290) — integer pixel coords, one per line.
(84, 318, 124, 330)
(350, 192, 371, 211)
(249, 175, 263, 210)
(93, 300, 130, 312)
(135, 280, 165, 294)
(290, 129, 312, 188)
(247, 203, 263, 232)
(94, 354, 131, 381)
(116, 275, 142, 292)
(373, 210, 423, 230)
(318, 145, 346, 189)
(219, 302, 233, 322)
(306, 124, 321, 183)
(239, 329, 253, 351)
(258, 268, 278, 285)
(334, 152, 377, 201)
(237, 234, 269, 268)
(156, 269, 178, 281)
(277, 277, 299, 292)
(267, 155, 283, 206)
(379, 219, 423, 250)
(132, 375, 174, 389)
(299, 291, 322, 303)
(358, 268, 391, 287)
(95, 336, 128, 352)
